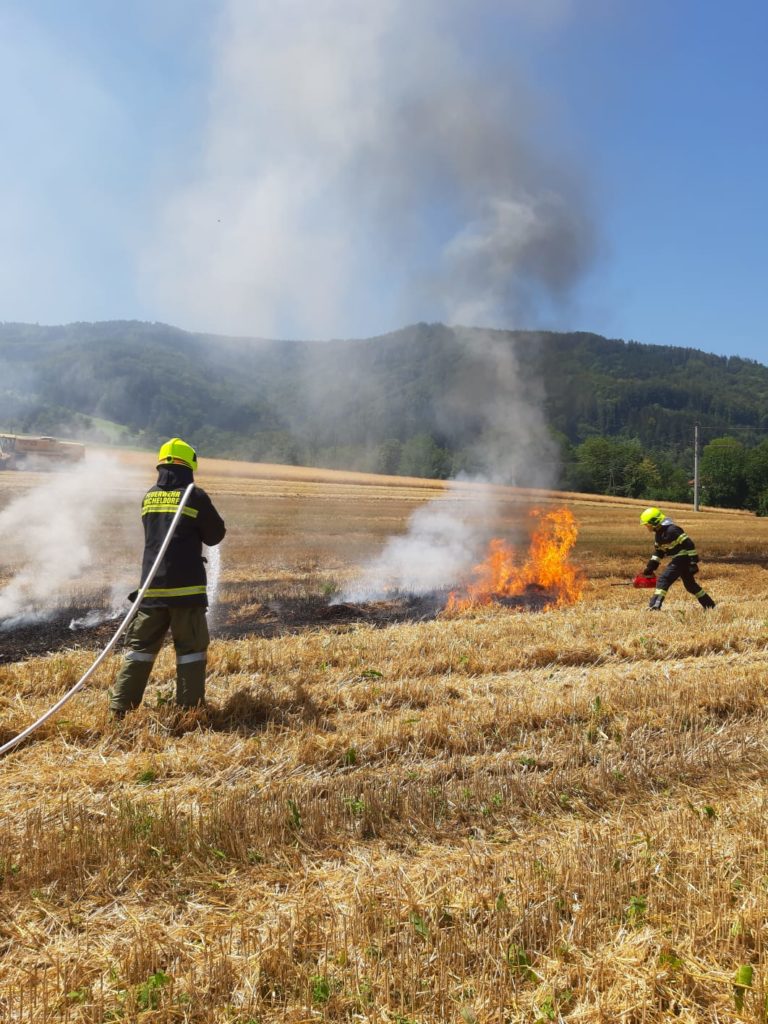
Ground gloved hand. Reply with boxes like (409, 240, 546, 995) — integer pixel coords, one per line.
(643, 561, 657, 576)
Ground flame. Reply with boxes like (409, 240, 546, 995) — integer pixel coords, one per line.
(445, 507, 583, 613)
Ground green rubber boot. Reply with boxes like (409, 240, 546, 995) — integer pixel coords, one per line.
(175, 653, 207, 707)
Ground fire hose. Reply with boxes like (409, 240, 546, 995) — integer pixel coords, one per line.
(0, 482, 194, 758)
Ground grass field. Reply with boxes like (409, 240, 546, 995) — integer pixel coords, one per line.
(1, 454, 767, 1022)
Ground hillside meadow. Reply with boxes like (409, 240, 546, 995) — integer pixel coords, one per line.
(1, 453, 767, 1022)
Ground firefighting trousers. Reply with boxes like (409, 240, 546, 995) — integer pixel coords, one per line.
(110, 606, 210, 713)
(651, 561, 715, 609)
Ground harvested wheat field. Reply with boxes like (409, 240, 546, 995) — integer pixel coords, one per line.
(2, 453, 768, 1023)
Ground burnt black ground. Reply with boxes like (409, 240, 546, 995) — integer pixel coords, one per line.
(0, 613, 118, 664)
(0, 586, 555, 665)
(0, 595, 443, 665)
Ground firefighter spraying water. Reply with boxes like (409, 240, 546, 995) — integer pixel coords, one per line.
(109, 438, 226, 717)
(0, 471, 198, 757)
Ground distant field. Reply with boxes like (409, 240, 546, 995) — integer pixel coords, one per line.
(0, 458, 766, 1023)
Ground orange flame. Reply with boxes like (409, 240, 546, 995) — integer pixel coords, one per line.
(445, 507, 583, 613)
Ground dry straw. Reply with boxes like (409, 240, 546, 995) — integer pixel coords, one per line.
(1, 464, 766, 1022)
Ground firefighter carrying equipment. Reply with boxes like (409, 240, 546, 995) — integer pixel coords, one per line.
(640, 512, 715, 611)
(157, 437, 198, 472)
(138, 463, 225, 607)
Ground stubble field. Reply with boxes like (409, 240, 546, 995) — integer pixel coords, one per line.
(1, 453, 767, 1023)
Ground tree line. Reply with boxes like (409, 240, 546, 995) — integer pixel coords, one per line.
(558, 433, 768, 514)
(3, 320, 768, 510)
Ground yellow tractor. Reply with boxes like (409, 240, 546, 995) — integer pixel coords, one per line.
(0, 434, 85, 470)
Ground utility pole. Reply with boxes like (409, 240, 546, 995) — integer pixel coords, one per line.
(693, 423, 700, 512)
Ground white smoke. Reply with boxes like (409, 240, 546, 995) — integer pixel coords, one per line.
(441, 193, 591, 328)
(142, 0, 594, 338)
(68, 602, 121, 631)
(339, 485, 494, 602)
(68, 580, 127, 631)
(0, 455, 127, 625)
(137, 0, 590, 600)
(339, 321, 558, 602)
(437, 326, 557, 485)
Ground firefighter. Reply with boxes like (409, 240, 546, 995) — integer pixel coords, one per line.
(639, 507, 715, 611)
(110, 438, 226, 717)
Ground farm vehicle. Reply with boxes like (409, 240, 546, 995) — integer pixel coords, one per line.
(0, 433, 86, 470)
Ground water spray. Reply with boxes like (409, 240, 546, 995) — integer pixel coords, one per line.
(205, 543, 222, 626)
(0, 483, 194, 758)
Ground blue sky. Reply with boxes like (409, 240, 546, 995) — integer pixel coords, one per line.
(0, 0, 765, 361)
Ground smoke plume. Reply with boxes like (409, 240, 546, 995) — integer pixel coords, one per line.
(139, 0, 595, 601)
(338, 322, 557, 601)
(339, 486, 493, 602)
(143, 0, 594, 339)
(0, 456, 130, 626)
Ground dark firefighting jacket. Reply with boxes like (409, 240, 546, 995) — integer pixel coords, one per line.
(644, 519, 699, 577)
(137, 465, 226, 607)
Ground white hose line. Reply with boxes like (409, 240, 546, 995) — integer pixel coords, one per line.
(0, 482, 195, 758)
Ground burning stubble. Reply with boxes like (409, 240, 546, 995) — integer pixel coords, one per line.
(445, 507, 584, 612)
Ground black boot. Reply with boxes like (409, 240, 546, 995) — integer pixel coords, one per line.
(698, 593, 716, 610)
(648, 594, 664, 611)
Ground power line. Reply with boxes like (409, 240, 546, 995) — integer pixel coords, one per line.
(699, 423, 768, 434)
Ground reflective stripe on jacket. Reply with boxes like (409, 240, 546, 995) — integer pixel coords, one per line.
(647, 518, 699, 573)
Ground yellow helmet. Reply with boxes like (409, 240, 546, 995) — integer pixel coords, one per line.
(157, 437, 198, 471)
(640, 506, 664, 527)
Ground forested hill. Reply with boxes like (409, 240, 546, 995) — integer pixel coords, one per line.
(2, 320, 767, 494)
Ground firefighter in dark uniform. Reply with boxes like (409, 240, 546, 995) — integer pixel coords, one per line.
(639, 507, 715, 611)
(110, 438, 226, 716)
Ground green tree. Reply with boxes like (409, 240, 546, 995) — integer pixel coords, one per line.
(653, 454, 692, 503)
(700, 436, 748, 508)
(574, 436, 649, 497)
(745, 440, 768, 514)
(398, 434, 452, 479)
(376, 439, 403, 475)
(626, 454, 662, 499)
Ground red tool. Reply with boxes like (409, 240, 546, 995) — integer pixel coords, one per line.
(633, 575, 657, 589)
